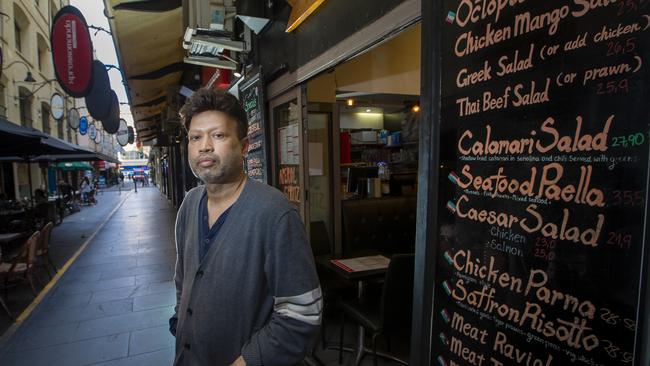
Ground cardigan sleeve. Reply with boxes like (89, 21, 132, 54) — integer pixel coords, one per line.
(170, 190, 190, 336)
(240, 209, 322, 366)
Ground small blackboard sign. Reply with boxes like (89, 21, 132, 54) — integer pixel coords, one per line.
(428, 1, 650, 365)
(239, 69, 269, 184)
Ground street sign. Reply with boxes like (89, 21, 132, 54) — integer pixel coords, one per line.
(116, 119, 129, 146)
(79, 116, 88, 135)
(89, 123, 97, 140)
(50, 93, 64, 120)
(67, 108, 80, 129)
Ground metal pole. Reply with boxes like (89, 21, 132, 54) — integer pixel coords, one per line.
(27, 162, 33, 204)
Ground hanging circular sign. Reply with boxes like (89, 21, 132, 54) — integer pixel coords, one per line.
(127, 126, 135, 144)
(116, 119, 129, 146)
(89, 123, 97, 140)
(50, 94, 65, 120)
(101, 91, 120, 134)
(79, 116, 88, 135)
(67, 108, 80, 129)
(85, 60, 112, 120)
(94, 128, 102, 144)
(51, 6, 93, 97)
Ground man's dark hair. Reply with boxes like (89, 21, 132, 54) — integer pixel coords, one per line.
(179, 88, 248, 140)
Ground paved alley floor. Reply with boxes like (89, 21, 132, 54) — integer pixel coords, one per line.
(0, 185, 406, 366)
(0, 187, 177, 366)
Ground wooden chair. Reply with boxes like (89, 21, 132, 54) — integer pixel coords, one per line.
(0, 250, 13, 319)
(37, 222, 57, 279)
(0, 231, 40, 297)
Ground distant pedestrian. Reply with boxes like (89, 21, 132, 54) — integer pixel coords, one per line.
(170, 88, 321, 366)
(80, 177, 91, 204)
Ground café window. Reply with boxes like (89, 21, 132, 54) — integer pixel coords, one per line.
(37, 33, 49, 74)
(14, 21, 21, 53)
(41, 102, 51, 135)
(18, 87, 33, 128)
(13, 4, 29, 56)
(57, 115, 64, 138)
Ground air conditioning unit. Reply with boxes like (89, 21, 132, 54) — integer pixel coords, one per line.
(187, 0, 236, 32)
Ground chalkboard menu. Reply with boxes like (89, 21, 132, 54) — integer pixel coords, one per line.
(431, 1, 650, 365)
(239, 70, 269, 184)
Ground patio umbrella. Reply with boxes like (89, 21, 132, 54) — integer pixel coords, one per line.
(0, 117, 48, 154)
(54, 161, 93, 171)
(0, 122, 79, 202)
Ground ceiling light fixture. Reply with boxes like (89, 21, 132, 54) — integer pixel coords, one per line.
(347, 99, 354, 107)
(412, 104, 420, 113)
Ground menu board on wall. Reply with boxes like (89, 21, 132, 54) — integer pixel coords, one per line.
(239, 70, 269, 184)
(432, 1, 650, 365)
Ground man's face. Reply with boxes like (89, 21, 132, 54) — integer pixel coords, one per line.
(187, 111, 247, 184)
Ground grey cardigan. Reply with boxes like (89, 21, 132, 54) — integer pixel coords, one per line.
(172, 179, 322, 366)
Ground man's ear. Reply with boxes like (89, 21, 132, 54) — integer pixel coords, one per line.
(240, 136, 249, 156)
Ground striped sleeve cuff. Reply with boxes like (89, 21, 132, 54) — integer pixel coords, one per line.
(273, 287, 323, 325)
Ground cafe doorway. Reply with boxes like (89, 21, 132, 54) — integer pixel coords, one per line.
(303, 23, 422, 257)
(281, 22, 423, 363)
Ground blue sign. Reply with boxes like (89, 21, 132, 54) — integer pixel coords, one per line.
(79, 116, 88, 135)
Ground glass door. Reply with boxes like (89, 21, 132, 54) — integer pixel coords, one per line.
(270, 87, 308, 223)
(307, 111, 333, 256)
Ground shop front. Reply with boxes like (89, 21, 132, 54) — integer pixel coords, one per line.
(241, 0, 650, 364)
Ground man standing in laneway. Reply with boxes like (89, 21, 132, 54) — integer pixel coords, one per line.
(169, 88, 322, 366)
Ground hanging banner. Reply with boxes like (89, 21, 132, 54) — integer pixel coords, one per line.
(85, 60, 112, 120)
(79, 116, 88, 135)
(101, 90, 120, 134)
(127, 126, 135, 144)
(116, 119, 129, 146)
(427, 1, 650, 366)
(51, 6, 93, 97)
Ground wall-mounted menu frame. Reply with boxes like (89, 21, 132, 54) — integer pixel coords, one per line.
(412, 1, 650, 365)
(239, 68, 269, 184)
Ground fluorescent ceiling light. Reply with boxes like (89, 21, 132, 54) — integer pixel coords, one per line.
(184, 56, 237, 70)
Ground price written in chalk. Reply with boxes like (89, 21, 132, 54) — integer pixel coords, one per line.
(533, 237, 556, 261)
(610, 132, 644, 147)
(600, 308, 637, 330)
(616, 0, 650, 15)
(596, 78, 630, 95)
(602, 339, 634, 364)
(606, 38, 637, 57)
(606, 231, 633, 249)
(610, 190, 644, 206)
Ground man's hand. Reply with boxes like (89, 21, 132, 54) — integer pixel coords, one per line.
(230, 356, 246, 366)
